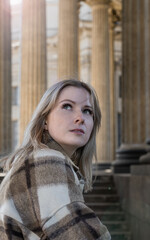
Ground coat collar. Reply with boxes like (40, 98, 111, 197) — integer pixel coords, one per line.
(45, 137, 79, 171)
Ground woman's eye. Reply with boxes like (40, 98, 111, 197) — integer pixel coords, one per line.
(83, 109, 93, 115)
(62, 103, 72, 110)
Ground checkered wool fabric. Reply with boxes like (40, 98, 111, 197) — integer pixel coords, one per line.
(0, 141, 111, 240)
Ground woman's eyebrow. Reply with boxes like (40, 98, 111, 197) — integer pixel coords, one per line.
(59, 99, 75, 104)
(84, 105, 93, 109)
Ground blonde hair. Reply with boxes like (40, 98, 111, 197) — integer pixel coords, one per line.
(4, 79, 101, 192)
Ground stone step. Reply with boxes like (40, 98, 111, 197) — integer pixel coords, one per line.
(88, 174, 131, 240)
(93, 180, 115, 187)
(87, 202, 121, 211)
(110, 231, 131, 240)
(93, 175, 113, 182)
(84, 194, 119, 203)
(91, 186, 117, 194)
(96, 211, 126, 221)
(102, 221, 129, 232)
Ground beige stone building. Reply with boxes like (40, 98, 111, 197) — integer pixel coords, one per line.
(1, 0, 150, 239)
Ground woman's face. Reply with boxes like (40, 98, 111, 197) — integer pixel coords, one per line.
(45, 86, 94, 157)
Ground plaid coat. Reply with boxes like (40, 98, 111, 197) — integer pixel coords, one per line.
(0, 141, 111, 240)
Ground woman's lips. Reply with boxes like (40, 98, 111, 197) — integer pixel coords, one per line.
(70, 129, 85, 134)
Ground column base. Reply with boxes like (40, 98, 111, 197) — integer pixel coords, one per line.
(139, 138, 150, 164)
(112, 143, 148, 173)
(140, 153, 150, 164)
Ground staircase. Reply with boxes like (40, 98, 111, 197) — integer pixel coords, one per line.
(84, 174, 131, 240)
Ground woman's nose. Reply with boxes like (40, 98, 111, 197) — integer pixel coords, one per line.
(74, 111, 84, 124)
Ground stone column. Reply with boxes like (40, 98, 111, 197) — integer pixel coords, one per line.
(122, 0, 147, 144)
(0, 0, 12, 155)
(20, 0, 47, 141)
(87, 0, 112, 164)
(113, 0, 150, 172)
(58, 0, 79, 79)
(108, 7, 116, 161)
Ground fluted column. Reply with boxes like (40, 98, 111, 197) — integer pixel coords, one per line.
(0, 0, 12, 155)
(58, 0, 79, 79)
(113, 0, 150, 172)
(20, 0, 47, 141)
(87, 0, 112, 163)
(122, 0, 148, 144)
(122, 0, 150, 145)
(108, 7, 116, 161)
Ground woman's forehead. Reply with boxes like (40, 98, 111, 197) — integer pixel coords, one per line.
(57, 86, 92, 105)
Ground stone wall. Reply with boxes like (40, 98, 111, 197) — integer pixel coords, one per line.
(114, 165, 150, 240)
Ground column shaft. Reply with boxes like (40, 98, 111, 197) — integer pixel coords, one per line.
(91, 1, 112, 163)
(122, 0, 150, 143)
(0, 0, 12, 154)
(58, 0, 79, 79)
(20, 0, 47, 141)
(113, 0, 150, 172)
(109, 8, 115, 161)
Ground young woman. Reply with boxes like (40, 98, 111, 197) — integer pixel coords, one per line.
(0, 79, 111, 240)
